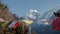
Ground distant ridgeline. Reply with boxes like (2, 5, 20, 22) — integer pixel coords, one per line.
(0, 1, 17, 21)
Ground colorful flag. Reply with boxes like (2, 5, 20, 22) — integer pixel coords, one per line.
(52, 17, 60, 30)
(5, 21, 12, 27)
(0, 18, 4, 22)
(1, 20, 9, 27)
(8, 22, 17, 28)
(13, 22, 21, 29)
(22, 19, 33, 25)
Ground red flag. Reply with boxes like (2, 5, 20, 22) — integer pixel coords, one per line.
(52, 17, 60, 30)
(13, 22, 22, 29)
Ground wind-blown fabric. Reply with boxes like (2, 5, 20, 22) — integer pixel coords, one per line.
(0, 18, 4, 22)
(52, 17, 60, 30)
(22, 19, 33, 25)
(1, 20, 9, 27)
(8, 22, 17, 28)
(13, 22, 22, 29)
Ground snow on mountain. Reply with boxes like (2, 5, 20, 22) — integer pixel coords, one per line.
(30, 9, 60, 34)
(26, 9, 40, 24)
(23, 9, 60, 34)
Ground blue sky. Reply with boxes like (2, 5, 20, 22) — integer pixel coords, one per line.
(2, 0, 60, 17)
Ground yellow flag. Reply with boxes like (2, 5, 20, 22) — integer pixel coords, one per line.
(22, 19, 33, 25)
(1, 20, 9, 27)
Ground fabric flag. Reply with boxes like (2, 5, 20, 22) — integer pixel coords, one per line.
(5, 21, 12, 27)
(1, 20, 9, 27)
(22, 19, 33, 25)
(52, 17, 60, 30)
(13, 22, 21, 29)
(0, 18, 4, 22)
(8, 22, 17, 28)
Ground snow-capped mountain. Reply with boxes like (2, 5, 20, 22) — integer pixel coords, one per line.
(30, 9, 60, 34)
(23, 9, 60, 34)
(26, 9, 40, 24)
